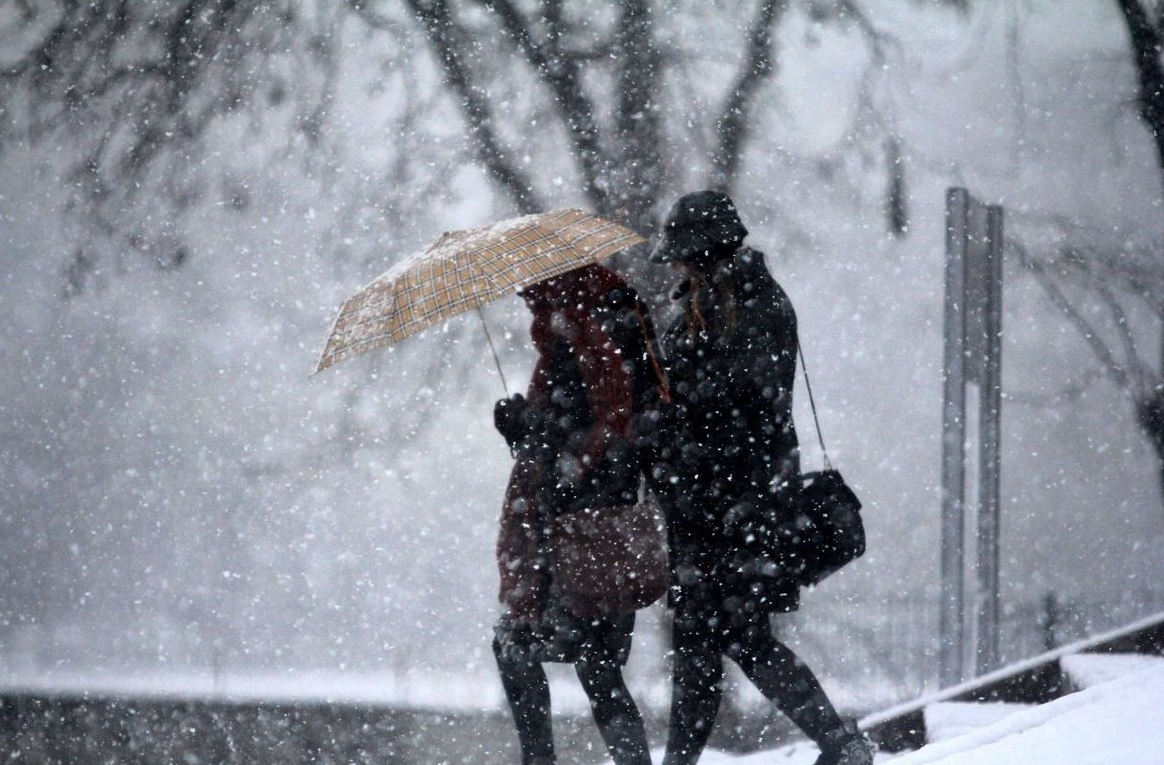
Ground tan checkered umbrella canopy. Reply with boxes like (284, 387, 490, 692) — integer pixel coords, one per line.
(314, 209, 645, 373)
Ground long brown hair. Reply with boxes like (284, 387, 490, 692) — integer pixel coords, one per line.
(686, 263, 737, 338)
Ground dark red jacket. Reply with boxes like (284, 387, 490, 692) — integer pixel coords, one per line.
(496, 265, 664, 620)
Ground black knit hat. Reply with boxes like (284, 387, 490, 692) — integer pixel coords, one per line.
(650, 190, 748, 264)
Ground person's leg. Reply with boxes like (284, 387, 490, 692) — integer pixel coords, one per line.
(728, 616, 871, 764)
(574, 653, 651, 765)
(727, 616, 845, 744)
(662, 604, 725, 765)
(494, 634, 555, 765)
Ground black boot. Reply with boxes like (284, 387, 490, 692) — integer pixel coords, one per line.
(813, 720, 874, 765)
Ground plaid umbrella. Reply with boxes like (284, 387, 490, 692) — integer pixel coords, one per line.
(314, 208, 645, 374)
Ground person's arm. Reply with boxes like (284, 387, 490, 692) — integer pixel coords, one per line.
(496, 455, 549, 622)
(731, 297, 800, 484)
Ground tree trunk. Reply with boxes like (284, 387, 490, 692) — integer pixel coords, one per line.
(1115, 0, 1164, 511)
(1136, 386, 1164, 509)
(610, 0, 665, 234)
(711, 0, 787, 192)
(1115, 0, 1164, 181)
(403, 0, 544, 214)
(1151, 326, 1164, 507)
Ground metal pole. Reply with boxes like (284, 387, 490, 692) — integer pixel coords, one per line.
(940, 188, 969, 687)
(975, 204, 1004, 675)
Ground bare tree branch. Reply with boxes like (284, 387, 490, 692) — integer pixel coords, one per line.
(711, 0, 786, 191)
(0, 1, 310, 285)
(399, 0, 543, 213)
(1115, 0, 1164, 177)
(839, 0, 903, 64)
(1011, 204, 1164, 503)
(476, 0, 610, 214)
(1013, 240, 1133, 393)
(838, 0, 913, 235)
(1096, 280, 1152, 396)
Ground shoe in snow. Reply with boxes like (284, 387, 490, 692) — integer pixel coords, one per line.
(814, 721, 874, 765)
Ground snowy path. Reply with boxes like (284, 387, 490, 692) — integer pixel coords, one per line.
(667, 655, 1164, 765)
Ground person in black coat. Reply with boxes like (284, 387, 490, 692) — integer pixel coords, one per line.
(646, 191, 873, 765)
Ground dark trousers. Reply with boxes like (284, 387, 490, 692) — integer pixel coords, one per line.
(662, 600, 845, 765)
(493, 635, 651, 765)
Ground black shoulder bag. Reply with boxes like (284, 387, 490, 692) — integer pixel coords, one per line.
(777, 344, 867, 587)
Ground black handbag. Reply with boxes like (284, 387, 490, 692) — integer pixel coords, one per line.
(731, 345, 866, 588)
(786, 344, 866, 585)
(778, 468, 865, 586)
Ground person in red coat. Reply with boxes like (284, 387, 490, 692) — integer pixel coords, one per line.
(492, 263, 664, 765)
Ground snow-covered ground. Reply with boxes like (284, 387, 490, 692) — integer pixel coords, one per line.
(6, 650, 1162, 764)
(884, 660, 1164, 765)
(683, 654, 1164, 765)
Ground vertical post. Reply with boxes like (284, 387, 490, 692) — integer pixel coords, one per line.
(940, 188, 969, 687)
(975, 205, 1004, 675)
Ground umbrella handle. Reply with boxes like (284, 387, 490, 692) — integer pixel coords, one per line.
(476, 306, 510, 397)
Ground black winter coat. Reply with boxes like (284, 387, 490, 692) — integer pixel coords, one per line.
(653, 247, 801, 613)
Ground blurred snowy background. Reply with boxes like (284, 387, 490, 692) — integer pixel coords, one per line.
(2, 0, 1163, 722)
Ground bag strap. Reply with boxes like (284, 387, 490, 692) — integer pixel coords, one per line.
(797, 342, 833, 471)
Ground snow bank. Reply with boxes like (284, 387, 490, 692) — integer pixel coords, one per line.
(883, 662, 1164, 765)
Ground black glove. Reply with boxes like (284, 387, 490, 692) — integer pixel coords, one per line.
(494, 393, 532, 449)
